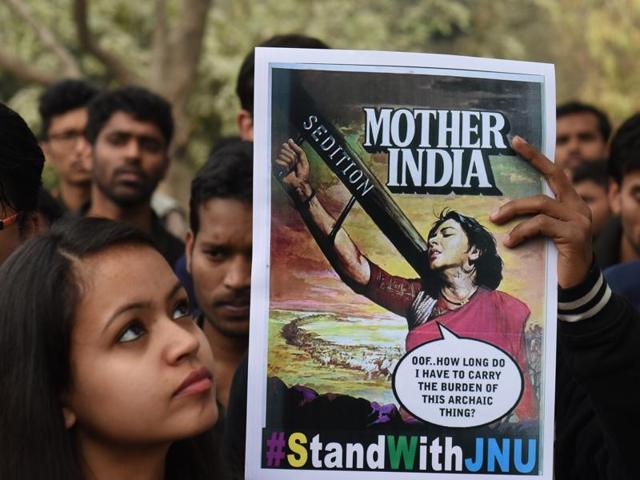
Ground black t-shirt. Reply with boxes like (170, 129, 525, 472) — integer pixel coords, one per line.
(76, 202, 184, 267)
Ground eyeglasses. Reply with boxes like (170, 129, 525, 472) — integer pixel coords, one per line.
(0, 212, 20, 231)
(47, 129, 86, 150)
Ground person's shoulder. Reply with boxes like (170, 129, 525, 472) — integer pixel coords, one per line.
(604, 260, 640, 311)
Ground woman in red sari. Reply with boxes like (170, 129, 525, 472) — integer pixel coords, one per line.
(277, 139, 537, 422)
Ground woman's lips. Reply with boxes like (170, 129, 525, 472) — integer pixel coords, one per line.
(174, 367, 213, 398)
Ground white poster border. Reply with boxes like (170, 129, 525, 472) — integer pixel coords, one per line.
(248, 47, 557, 480)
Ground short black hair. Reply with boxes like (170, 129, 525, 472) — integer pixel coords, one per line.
(426, 210, 503, 293)
(38, 79, 99, 138)
(608, 113, 640, 184)
(236, 34, 329, 115)
(86, 86, 173, 146)
(571, 162, 609, 190)
(189, 140, 253, 235)
(556, 101, 612, 142)
(0, 104, 45, 223)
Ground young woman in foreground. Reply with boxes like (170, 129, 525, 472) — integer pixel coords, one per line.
(0, 218, 223, 480)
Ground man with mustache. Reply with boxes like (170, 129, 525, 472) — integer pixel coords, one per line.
(84, 86, 184, 266)
(186, 141, 252, 409)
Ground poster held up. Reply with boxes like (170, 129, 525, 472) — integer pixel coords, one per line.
(248, 48, 557, 479)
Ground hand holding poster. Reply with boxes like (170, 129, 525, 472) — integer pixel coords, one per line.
(248, 48, 557, 479)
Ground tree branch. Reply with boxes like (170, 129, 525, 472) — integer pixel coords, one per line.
(159, 0, 212, 159)
(150, 0, 168, 84)
(5, 0, 82, 78)
(164, 0, 212, 99)
(72, 0, 140, 84)
(0, 47, 62, 85)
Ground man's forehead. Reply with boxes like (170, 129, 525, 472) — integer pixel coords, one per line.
(557, 112, 600, 131)
(100, 111, 164, 138)
(49, 107, 88, 131)
(196, 197, 252, 233)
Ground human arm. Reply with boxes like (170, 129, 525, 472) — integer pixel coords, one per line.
(275, 139, 371, 287)
(557, 263, 639, 479)
(491, 136, 638, 478)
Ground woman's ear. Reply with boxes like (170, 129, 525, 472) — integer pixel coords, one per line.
(62, 406, 77, 429)
(468, 245, 481, 262)
(61, 391, 77, 429)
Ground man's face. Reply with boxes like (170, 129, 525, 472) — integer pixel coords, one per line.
(611, 170, 640, 258)
(556, 112, 607, 169)
(574, 180, 611, 237)
(92, 112, 168, 207)
(186, 198, 252, 337)
(42, 108, 92, 186)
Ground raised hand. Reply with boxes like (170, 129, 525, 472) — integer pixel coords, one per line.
(490, 136, 593, 289)
(275, 139, 312, 201)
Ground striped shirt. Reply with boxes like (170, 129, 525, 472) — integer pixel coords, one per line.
(558, 260, 611, 322)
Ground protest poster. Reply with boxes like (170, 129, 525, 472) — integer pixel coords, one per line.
(247, 48, 557, 479)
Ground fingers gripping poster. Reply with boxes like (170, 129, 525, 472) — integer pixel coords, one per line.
(248, 48, 557, 479)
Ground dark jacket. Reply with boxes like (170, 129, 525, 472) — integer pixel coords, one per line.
(555, 262, 639, 479)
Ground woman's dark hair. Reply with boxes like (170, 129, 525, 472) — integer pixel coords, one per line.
(0, 103, 45, 234)
(424, 210, 503, 294)
(0, 218, 223, 479)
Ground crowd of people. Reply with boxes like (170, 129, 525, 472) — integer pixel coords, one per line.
(0, 33, 639, 480)
(557, 101, 640, 306)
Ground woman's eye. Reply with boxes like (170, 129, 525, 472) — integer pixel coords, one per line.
(117, 322, 146, 343)
(172, 300, 192, 320)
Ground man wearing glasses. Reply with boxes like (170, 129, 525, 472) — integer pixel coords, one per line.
(39, 80, 99, 213)
(0, 104, 45, 264)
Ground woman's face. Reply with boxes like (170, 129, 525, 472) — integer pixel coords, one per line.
(64, 245, 218, 446)
(427, 219, 477, 270)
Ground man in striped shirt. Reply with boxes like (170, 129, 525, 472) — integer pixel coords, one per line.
(492, 136, 637, 480)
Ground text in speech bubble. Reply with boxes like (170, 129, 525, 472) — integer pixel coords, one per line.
(392, 324, 523, 428)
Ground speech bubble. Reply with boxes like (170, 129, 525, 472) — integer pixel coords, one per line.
(392, 324, 523, 428)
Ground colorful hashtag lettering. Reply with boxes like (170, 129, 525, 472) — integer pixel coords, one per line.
(266, 431, 286, 467)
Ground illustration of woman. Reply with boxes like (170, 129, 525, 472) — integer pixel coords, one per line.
(276, 139, 537, 422)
